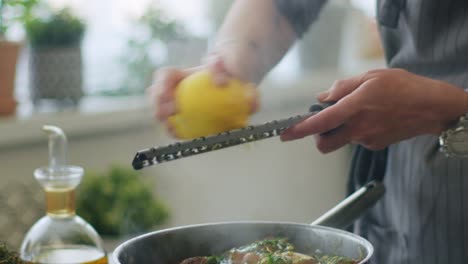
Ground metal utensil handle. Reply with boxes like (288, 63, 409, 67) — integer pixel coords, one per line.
(309, 101, 334, 112)
(311, 181, 385, 229)
(132, 102, 333, 170)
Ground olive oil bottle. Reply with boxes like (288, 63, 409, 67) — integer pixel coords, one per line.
(20, 126, 107, 264)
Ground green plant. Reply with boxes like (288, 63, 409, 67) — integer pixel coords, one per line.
(105, 5, 185, 96)
(0, 242, 25, 264)
(0, 0, 38, 39)
(25, 8, 85, 48)
(77, 165, 169, 237)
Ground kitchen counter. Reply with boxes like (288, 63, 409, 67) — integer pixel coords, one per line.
(0, 69, 354, 249)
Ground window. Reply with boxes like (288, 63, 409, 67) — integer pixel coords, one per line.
(15, 0, 218, 104)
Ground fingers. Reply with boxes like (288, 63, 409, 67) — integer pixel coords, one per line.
(157, 101, 176, 121)
(204, 54, 259, 113)
(204, 54, 232, 86)
(165, 121, 179, 138)
(211, 57, 231, 85)
(280, 95, 360, 141)
(150, 67, 192, 122)
(150, 55, 260, 138)
(250, 94, 260, 113)
(281, 74, 366, 148)
(316, 74, 366, 102)
(301, 125, 355, 154)
(313, 125, 353, 153)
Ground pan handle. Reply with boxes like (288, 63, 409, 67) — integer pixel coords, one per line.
(311, 181, 385, 229)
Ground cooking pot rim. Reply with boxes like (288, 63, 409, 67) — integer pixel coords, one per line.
(112, 220, 373, 263)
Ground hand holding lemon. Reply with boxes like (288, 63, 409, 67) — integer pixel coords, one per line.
(151, 57, 258, 139)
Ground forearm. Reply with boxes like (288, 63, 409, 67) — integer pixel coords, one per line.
(211, 0, 297, 83)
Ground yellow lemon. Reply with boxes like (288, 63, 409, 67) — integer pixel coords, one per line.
(169, 70, 256, 139)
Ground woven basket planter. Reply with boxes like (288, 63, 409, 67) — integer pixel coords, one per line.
(29, 46, 84, 104)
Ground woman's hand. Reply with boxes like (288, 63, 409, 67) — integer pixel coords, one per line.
(280, 69, 468, 153)
(148, 55, 258, 137)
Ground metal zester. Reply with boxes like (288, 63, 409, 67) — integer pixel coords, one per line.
(132, 102, 332, 170)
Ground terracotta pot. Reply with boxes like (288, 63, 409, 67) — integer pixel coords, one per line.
(0, 41, 21, 116)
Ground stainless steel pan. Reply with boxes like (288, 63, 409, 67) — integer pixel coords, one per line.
(113, 181, 385, 264)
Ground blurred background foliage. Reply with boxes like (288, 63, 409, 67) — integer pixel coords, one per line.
(77, 165, 170, 237)
(99, 5, 187, 96)
(0, 0, 38, 38)
(25, 8, 84, 48)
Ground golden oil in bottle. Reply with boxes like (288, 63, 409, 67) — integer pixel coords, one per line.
(45, 187, 76, 216)
(26, 245, 108, 264)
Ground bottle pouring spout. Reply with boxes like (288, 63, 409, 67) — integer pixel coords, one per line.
(42, 125, 68, 175)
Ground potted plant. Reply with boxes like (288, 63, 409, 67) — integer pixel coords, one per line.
(115, 5, 188, 96)
(76, 165, 169, 249)
(0, 0, 37, 116)
(25, 8, 85, 106)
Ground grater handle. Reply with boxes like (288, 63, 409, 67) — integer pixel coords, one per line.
(309, 102, 335, 112)
(309, 102, 338, 136)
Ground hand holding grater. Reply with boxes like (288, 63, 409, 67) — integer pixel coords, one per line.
(132, 102, 333, 170)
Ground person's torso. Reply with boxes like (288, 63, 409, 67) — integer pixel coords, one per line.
(378, 0, 468, 86)
(362, 1, 468, 263)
